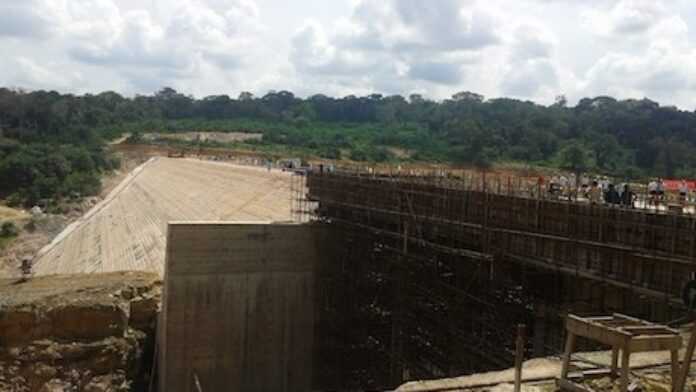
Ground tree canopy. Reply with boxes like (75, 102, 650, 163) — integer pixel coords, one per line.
(2, 86, 696, 205)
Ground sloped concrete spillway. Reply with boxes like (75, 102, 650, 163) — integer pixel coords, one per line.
(32, 158, 294, 276)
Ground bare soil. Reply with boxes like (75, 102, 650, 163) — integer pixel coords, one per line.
(144, 131, 263, 144)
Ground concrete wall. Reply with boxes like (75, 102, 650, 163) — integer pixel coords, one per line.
(159, 222, 318, 392)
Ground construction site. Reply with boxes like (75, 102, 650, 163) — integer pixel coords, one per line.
(2, 156, 696, 392)
(305, 168, 696, 390)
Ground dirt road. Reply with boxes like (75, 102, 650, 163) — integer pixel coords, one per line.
(32, 157, 293, 276)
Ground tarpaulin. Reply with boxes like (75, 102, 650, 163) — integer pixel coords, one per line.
(662, 180, 696, 191)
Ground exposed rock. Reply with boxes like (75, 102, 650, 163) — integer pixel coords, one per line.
(130, 296, 159, 331)
(0, 272, 161, 392)
(48, 304, 127, 341)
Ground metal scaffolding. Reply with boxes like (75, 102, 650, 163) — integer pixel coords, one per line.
(301, 169, 696, 390)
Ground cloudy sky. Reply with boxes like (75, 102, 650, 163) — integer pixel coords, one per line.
(1, 0, 695, 108)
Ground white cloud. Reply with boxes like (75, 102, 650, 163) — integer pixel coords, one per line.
(0, 57, 83, 90)
(0, 1, 56, 39)
(581, 46, 696, 103)
(510, 26, 555, 62)
(289, 0, 501, 96)
(573, 0, 696, 105)
(582, 0, 667, 37)
(0, 0, 267, 93)
(497, 25, 560, 101)
(1, 0, 696, 108)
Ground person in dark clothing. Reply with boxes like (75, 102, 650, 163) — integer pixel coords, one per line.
(604, 183, 621, 205)
(620, 184, 635, 208)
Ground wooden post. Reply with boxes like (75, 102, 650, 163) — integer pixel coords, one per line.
(533, 305, 547, 358)
(561, 332, 576, 379)
(515, 324, 527, 392)
(620, 347, 631, 392)
(611, 346, 619, 377)
(671, 349, 679, 389)
(675, 322, 696, 392)
(390, 222, 409, 386)
(193, 372, 203, 392)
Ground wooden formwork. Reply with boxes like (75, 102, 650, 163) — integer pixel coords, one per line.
(307, 171, 696, 302)
(305, 171, 696, 388)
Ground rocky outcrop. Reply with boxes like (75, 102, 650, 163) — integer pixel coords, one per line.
(0, 271, 161, 392)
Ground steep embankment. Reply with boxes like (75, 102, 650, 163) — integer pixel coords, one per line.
(0, 272, 160, 391)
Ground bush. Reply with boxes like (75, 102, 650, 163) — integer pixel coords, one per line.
(6, 193, 23, 207)
(108, 155, 122, 170)
(1, 221, 19, 237)
(24, 219, 36, 233)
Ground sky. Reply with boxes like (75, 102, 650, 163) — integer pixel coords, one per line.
(1, 0, 696, 108)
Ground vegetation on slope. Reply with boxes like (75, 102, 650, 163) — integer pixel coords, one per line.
(2, 87, 696, 204)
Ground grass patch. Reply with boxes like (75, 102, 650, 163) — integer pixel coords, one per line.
(0, 236, 14, 251)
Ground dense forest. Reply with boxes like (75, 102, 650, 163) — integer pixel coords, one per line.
(1, 87, 696, 205)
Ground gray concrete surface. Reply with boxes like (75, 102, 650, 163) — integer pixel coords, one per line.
(32, 158, 293, 276)
(159, 222, 318, 392)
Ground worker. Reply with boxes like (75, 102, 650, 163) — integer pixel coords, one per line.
(548, 177, 561, 198)
(588, 180, 602, 204)
(605, 184, 621, 205)
(679, 179, 689, 204)
(648, 179, 658, 206)
(580, 175, 590, 198)
(621, 184, 635, 208)
(19, 256, 32, 282)
(537, 175, 545, 189)
(656, 178, 665, 206)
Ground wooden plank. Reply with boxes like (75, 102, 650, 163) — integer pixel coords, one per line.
(586, 316, 614, 322)
(566, 315, 631, 347)
(558, 378, 598, 392)
(621, 325, 675, 332)
(613, 313, 649, 323)
(569, 369, 615, 380)
(621, 326, 679, 336)
(629, 335, 682, 352)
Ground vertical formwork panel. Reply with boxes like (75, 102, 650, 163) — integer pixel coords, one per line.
(159, 222, 319, 392)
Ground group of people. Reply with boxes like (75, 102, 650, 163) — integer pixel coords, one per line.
(646, 179, 693, 206)
(582, 180, 636, 207)
(545, 175, 693, 208)
(546, 175, 635, 207)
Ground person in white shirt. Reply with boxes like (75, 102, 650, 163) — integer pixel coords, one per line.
(656, 178, 665, 201)
(648, 180, 658, 207)
(679, 180, 689, 204)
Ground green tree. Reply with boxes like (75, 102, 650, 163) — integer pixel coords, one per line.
(559, 142, 590, 183)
